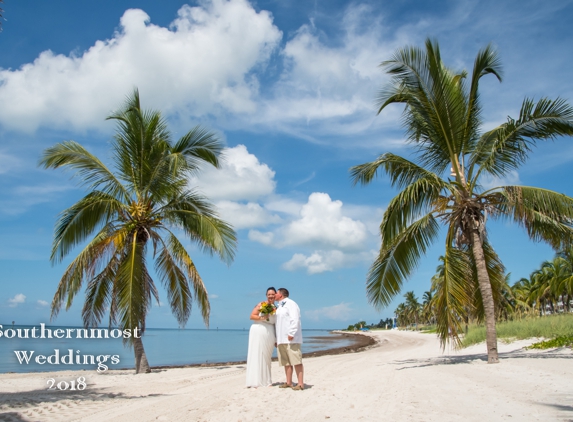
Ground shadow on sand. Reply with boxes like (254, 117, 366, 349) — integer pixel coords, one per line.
(0, 386, 166, 420)
(392, 347, 572, 370)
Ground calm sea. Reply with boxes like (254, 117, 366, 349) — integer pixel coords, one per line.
(0, 325, 352, 373)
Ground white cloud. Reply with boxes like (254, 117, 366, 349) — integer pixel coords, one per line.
(14, 184, 74, 196)
(0, 183, 76, 215)
(0, 0, 282, 132)
(0, 153, 20, 174)
(209, 294, 219, 299)
(343, 204, 385, 236)
(190, 144, 282, 232)
(282, 250, 345, 274)
(192, 144, 276, 201)
(264, 197, 304, 217)
(215, 201, 281, 230)
(480, 170, 521, 191)
(8, 294, 26, 307)
(37, 300, 49, 307)
(282, 249, 376, 274)
(248, 230, 274, 245)
(0, 1, 403, 147)
(282, 192, 368, 249)
(251, 4, 402, 142)
(305, 302, 353, 321)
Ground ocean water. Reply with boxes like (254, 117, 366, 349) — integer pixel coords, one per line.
(0, 325, 353, 373)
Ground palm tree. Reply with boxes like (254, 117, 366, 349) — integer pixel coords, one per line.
(394, 303, 407, 327)
(512, 276, 537, 317)
(513, 252, 573, 316)
(495, 273, 515, 322)
(351, 39, 573, 363)
(422, 290, 435, 325)
(40, 90, 237, 373)
(531, 261, 560, 315)
(403, 291, 421, 329)
(554, 248, 573, 310)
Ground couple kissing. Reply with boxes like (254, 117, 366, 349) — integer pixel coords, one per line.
(245, 287, 304, 390)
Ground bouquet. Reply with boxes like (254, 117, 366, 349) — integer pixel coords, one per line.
(259, 302, 276, 320)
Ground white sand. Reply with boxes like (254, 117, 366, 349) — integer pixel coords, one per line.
(0, 330, 571, 421)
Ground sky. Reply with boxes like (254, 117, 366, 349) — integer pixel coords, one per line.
(1, 0, 573, 330)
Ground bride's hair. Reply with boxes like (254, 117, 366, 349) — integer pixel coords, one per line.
(266, 287, 276, 294)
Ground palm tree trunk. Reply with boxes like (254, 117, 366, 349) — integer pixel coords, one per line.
(133, 336, 151, 374)
(470, 229, 499, 364)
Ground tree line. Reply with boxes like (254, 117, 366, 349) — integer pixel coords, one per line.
(393, 247, 573, 331)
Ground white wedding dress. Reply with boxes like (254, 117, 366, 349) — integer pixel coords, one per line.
(245, 315, 276, 387)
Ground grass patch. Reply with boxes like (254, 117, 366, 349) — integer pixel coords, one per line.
(527, 335, 573, 349)
(462, 314, 573, 348)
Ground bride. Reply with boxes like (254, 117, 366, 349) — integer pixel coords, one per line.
(245, 287, 277, 388)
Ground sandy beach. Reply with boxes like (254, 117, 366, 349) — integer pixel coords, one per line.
(0, 330, 571, 421)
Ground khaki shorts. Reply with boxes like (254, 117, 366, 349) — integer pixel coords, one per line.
(277, 343, 302, 366)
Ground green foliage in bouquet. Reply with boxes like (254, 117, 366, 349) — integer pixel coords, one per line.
(259, 302, 276, 315)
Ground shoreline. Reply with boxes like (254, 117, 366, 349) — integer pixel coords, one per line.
(150, 331, 376, 370)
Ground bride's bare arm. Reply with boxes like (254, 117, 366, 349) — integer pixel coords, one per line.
(250, 304, 264, 321)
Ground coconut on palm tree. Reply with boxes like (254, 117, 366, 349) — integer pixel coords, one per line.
(40, 90, 237, 373)
(351, 39, 573, 363)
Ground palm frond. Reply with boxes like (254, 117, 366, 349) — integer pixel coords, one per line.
(81, 256, 118, 327)
(432, 243, 472, 349)
(380, 175, 445, 243)
(377, 38, 473, 175)
(39, 142, 129, 200)
(462, 44, 502, 153)
(172, 126, 223, 171)
(50, 191, 125, 263)
(350, 152, 444, 190)
(470, 98, 573, 180)
(495, 186, 573, 249)
(162, 231, 210, 325)
(51, 223, 124, 319)
(162, 191, 237, 264)
(367, 213, 440, 308)
(115, 232, 151, 334)
(152, 232, 194, 326)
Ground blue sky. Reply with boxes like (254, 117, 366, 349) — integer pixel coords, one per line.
(1, 0, 573, 330)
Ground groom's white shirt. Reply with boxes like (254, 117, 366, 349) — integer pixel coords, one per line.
(275, 297, 303, 344)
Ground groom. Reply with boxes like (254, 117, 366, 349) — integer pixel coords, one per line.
(274, 288, 304, 390)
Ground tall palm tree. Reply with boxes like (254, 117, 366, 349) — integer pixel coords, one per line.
(351, 39, 573, 363)
(40, 90, 237, 373)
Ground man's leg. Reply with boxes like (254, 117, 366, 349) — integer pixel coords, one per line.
(284, 365, 293, 385)
(294, 364, 304, 387)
